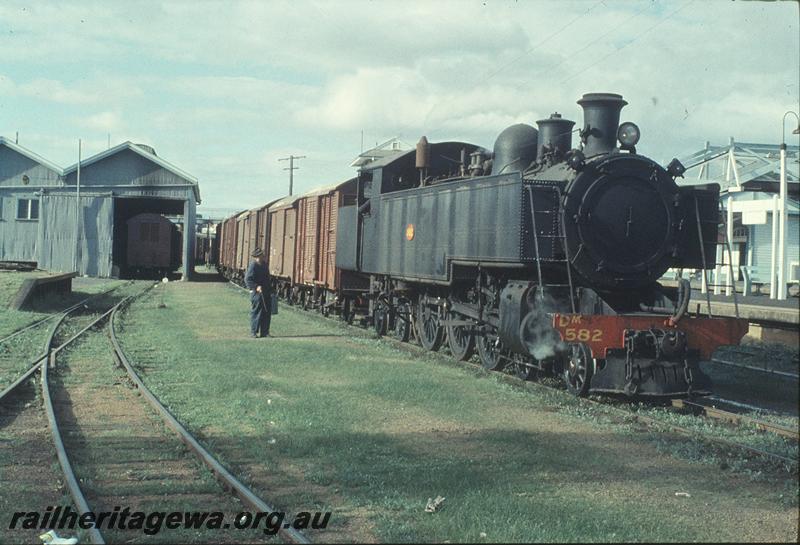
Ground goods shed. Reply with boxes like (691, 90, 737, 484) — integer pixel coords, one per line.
(0, 138, 200, 279)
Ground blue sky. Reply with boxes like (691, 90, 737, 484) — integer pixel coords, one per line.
(0, 0, 798, 217)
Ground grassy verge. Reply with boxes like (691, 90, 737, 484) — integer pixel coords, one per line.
(0, 281, 145, 393)
(116, 281, 798, 542)
(0, 270, 127, 338)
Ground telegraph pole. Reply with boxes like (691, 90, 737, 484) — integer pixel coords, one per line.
(74, 139, 82, 273)
(278, 154, 306, 196)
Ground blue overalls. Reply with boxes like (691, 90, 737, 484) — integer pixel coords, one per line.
(244, 260, 271, 337)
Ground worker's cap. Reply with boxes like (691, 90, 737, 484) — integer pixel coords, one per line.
(251, 248, 264, 257)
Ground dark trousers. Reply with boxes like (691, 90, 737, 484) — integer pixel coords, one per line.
(250, 291, 271, 336)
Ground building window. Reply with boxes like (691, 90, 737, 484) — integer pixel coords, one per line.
(16, 198, 39, 220)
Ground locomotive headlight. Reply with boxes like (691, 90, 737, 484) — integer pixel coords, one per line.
(617, 122, 640, 149)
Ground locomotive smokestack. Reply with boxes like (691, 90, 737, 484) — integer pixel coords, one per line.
(577, 93, 627, 157)
(536, 113, 575, 163)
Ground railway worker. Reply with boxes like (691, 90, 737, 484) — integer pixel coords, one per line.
(245, 248, 272, 338)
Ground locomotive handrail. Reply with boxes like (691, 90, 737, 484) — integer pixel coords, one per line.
(693, 196, 713, 317)
(525, 184, 576, 313)
(524, 186, 545, 303)
(718, 205, 740, 318)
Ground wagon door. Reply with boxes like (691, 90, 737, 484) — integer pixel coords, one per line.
(268, 211, 284, 277)
(319, 192, 338, 288)
(257, 208, 269, 266)
(242, 214, 255, 268)
(236, 217, 246, 272)
(301, 197, 320, 285)
(248, 213, 258, 257)
(283, 208, 297, 281)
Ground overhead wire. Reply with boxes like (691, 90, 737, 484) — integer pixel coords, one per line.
(558, 0, 696, 84)
(422, 1, 701, 141)
(422, 0, 606, 136)
(533, 0, 656, 83)
(470, 0, 606, 88)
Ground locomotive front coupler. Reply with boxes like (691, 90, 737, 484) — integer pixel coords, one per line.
(589, 328, 711, 397)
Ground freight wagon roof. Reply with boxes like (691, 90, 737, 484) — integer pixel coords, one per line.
(249, 197, 283, 213)
(301, 177, 358, 198)
(268, 194, 302, 211)
(224, 210, 247, 223)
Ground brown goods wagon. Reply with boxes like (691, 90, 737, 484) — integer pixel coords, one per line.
(219, 218, 234, 269)
(296, 192, 320, 286)
(126, 213, 180, 271)
(318, 178, 357, 289)
(267, 196, 301, 280)
(295, 178, 358, 289)
(235, 210, 251, 273)
(220, 215, 238, 271)
(251, 199, 280, 266)
(246, 207, 259, 262)
(255, 205, 270, 260)
(223, 215, 239, 270)
(216, 219, 227, 268)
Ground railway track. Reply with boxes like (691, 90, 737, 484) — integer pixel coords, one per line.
(261, 285, 798, 473)
(671, 398, 799, 441)
(710, 351, 799, 380)
(1, 287, 310, 544)
(0, 282, 126, 348)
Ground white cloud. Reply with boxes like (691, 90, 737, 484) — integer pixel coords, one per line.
(0, 0, 797, 210)
(79, 111, 123, 132)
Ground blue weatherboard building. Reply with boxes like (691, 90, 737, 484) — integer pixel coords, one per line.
(677, 139, 799, 299)
(0, 137, 200, 279)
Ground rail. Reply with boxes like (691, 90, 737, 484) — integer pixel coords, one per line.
(42, 308, 118, 544)
(109, 296, 311, 544)
(671, 398, 798, 441)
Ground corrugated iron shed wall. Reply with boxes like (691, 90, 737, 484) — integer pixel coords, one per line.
(36, 194, 114, 277)
(0, 144, 63, 262)
(0, 190, 41, 262)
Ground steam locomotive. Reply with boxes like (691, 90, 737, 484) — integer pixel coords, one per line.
(219, 92, 748, 397)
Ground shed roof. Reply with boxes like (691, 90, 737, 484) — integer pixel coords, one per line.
(0, 136, 64, 174)
(349, 137, 411, 168)
(678, 140, 799, 192)
(63, 141, 201, 203)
